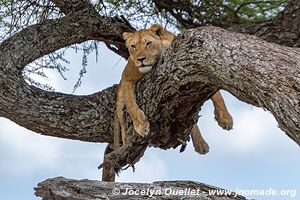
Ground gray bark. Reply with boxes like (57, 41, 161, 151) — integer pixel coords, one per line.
(35, 177, 246, 200)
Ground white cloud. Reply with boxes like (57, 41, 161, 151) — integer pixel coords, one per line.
(225, 107, 276, 152)
(0, 117, 106, 180)
(0, 118, 62, 174)
(117, 150, 167, 183)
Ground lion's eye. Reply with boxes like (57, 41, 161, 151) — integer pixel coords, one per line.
(131, 45, 136, 49)
(146, 41, 152, 47)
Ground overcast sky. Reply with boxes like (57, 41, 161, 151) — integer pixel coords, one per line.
(0, 43, 299, 200)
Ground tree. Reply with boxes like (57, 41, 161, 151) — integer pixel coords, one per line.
(0, 0, 299, 199)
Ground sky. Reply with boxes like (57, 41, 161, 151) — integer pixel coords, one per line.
(0, 43, 299, 200)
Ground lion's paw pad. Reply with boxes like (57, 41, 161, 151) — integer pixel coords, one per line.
(194, 141, 209, 154)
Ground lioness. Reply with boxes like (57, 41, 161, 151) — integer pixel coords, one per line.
(114, 24, 233, 153)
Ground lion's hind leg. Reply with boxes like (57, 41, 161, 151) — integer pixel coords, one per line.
(191, 124, 209, 154)
(211, 91, 233, 130)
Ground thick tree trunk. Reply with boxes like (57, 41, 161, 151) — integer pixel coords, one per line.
(101, 144, 116, 182)
(34, 177, 246, 200)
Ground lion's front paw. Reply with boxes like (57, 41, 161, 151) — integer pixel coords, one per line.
(215, 111, 233, 130)
(133, 110, 150, 137)
(194, 141, 209, 154)
(133, 120, 150, 137)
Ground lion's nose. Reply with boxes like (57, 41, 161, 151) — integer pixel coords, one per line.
(137, 57, 146, 62)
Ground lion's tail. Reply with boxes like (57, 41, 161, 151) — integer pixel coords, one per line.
(113, 112, 121, 151)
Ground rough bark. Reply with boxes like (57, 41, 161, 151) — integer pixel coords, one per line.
(35, 177, 246, 200)
(102, 144, 116, 182)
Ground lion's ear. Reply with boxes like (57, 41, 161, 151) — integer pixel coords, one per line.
(123, 32, 133, 41)
(149, 24, 165, 37)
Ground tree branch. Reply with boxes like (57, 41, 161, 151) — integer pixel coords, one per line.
(0, 2, 133, 72)
(229, 0, 300, 47)
(34, 177, 246, 200)
(50, 0, 93, 14)
(154, 0, 300, 47)
(0, 0, 134, 143)
(0, 81, 117, 143)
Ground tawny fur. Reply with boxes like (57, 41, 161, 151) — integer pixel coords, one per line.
(114, 24, 233, 153)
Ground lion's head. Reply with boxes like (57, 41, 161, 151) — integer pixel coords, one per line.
(123, 24, 173, 73)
